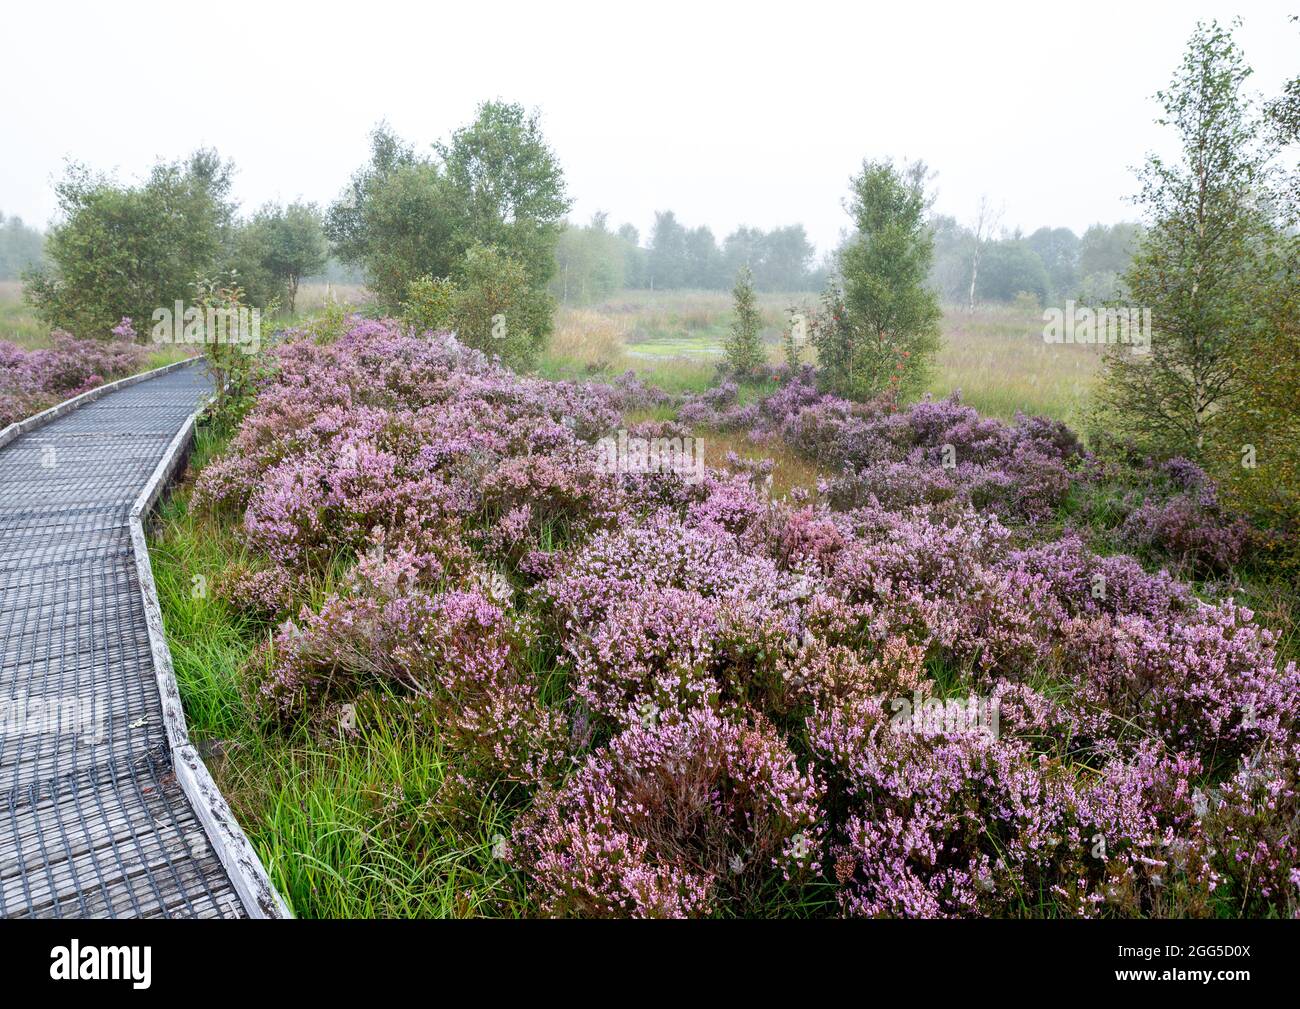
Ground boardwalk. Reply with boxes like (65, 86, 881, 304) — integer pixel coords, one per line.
(0, 362, 265, 918)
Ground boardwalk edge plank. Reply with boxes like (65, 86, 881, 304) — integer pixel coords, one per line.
(127, 386, 293, 920)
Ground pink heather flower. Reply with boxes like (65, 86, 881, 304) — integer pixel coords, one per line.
(510, 708, 824, 918)
(111, 316, 138, 341)
(0, 332, 146, 426)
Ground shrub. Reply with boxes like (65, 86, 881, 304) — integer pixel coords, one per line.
(724, 266, 765, 375)
(812, 699, 1214, 918)
(509, 708, 823, 917)
(0, 331, 147, 426)
(400, 274, 456, 334)
(449, 243, 553, 368)
(1118, 491, 1250, 574)
(1062, 600, 1300, 770)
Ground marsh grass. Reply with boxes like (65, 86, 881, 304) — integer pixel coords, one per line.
(545, 306, 629, 371)
(293, 282, 372, 314)
(540, 294, 1104, 427)
(931, 302, 1105, 427)
(539, 290, 811, 394)
(535, 343, 720, 395)
(150, 422, 525, 918)
(0, 280, 47, 347)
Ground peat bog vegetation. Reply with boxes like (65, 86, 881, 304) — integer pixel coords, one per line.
(1, 5, 1297, 938)
(141, 307, 1298, 920)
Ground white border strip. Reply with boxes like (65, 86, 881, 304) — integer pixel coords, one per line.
(127, 374, 293, 919)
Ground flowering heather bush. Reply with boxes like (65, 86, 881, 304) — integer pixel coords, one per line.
(509, 708, 823, 917)
(214, 563, 296, 623)
(1002, 534, 1194, 622)
(812, 699, 1215, 918)
(1071, 455, 1252, 575)
(200, 317, 1299, 917)
(683, 374, 1083, 523)
(0, 331, 147, 427)
(1206, 742, 1300, 916)
(1119, 491, 1250, 574)
(252, 544, 567, 783)
(1061, 601, 1299, 770)
(540, 512, 806, 728)
(194, 321, 641, 576)
(812, 697, 1072, 917)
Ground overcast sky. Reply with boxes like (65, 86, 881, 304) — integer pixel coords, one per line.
(2, 1, 1295, 255)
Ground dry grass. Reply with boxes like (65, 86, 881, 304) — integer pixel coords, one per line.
(548, 307, 630, 371)
(620, 404, 829, 498)
(697, 426, 829, 498)
(583, 289, 801, 346)
(0, 280, 47, 347)
(294, 282, 372, 313)
(930, 303, 1105, 427)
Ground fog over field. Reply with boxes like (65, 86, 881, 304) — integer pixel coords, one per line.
(2, 0, 1295, 254)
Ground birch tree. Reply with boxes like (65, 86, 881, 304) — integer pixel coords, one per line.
(1097, 19, 1288, 460)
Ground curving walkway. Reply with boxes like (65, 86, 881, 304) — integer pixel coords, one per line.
(0, 361, 280, 918)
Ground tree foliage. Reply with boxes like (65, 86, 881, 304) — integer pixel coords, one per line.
(247, 201, 328, 312)
(1217, 248, 1300, 567)
(0, 213, 44, 280)
(724, 266, 765, 375)
(814, 159, 941, 401)
(635, 214, 819, 292)
(552, 213, 634, 303)
(928, 218, 1141, 306)
(327, 103, 568, 361)
(1096, 19, 1291, 460)
(25, 151, 234, 337)
(975, 238, 1051, 305)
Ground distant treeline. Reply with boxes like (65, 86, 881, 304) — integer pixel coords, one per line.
(553, 212, 831, 300)
(0, 212, 45, 280)
(552, 209, 1138, 305)
(930, 218, 1140, 306)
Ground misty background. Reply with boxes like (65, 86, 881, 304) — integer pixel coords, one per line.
(1, 0, 1295, 270)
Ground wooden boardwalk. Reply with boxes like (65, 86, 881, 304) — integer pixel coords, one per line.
(0, 362, 283, 918)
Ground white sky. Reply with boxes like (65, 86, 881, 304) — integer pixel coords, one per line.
(1, 0, 1295, 256)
